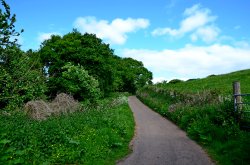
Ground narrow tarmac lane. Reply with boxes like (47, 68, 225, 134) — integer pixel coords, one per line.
(117, 96, 214, 165)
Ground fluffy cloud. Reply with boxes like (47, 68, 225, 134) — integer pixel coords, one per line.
(120, 44, 250, 83)
(152, 4, 219, 43)
(190, 25, 220, 42)
(38, 32, 61, 43)
(74, 17, 150, 45)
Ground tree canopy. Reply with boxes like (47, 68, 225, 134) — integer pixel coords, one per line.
(39, 30, 152, 98)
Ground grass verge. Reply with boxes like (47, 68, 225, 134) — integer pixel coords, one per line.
(0, 94, 134, 164)
(137, 80, 250, 165)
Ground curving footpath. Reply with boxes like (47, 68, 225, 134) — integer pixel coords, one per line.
(117, 96, 214, 165)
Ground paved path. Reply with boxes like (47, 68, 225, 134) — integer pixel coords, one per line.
(117, 96, 214, 165)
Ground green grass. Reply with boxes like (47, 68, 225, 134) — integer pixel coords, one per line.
(137, 69, 250, 165)
(0, 94, 134, 164)
(156, 69, 250, 95)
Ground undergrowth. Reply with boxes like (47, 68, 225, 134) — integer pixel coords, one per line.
(0, 93, 134, 164)
(137, 81, 250, 165)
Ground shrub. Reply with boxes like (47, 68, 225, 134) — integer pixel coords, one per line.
(48, 63, 101, 102)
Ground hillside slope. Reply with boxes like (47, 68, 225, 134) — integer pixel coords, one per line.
(156, 69, 250, 95)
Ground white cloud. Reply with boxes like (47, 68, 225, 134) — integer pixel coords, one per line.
(38, 32, 61, 43)
(152, 4, 219, 43)
(191, 25, 220, 42)
(120, 44, 250, 82)
(74, 16, 150, 45)
(234, 41, 250, 48)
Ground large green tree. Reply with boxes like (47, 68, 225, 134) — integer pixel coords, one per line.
(116, 57, 152, 93)
(39, 30, 153, 97)
(39, 30, 115, 97)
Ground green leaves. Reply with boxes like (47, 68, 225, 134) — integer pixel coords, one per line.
(113, 57, 153, 94)
(0, 139, 11, 144)
(59, 63, 101, 102)
(39, 30, 153, 97)
(39, 31, 115, 96)
(0, 47, 47, 110)
(0, 0, 23, 48)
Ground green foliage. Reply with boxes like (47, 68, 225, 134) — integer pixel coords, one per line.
(120, 58, 152, 94)
(59, 62, 101, 102)
(168, 79, 183, 84)
(0, 47, 47, 110)
(137, 69, 250, 165)
(0, 0, 23, 47)
(0, 94, 134, 164)
(39, 31, 115, 96)
(39, 30, 152, 97)
(0, 1, 46, 111)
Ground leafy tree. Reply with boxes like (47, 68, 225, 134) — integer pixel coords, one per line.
(39, 30, 153, 96)
(39, 30, 115, 97)
(114, 57, 153, 93)
(0, 0, 23, 48)
(0, 47, 47, 110)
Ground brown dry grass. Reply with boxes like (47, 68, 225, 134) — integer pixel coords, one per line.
(24, 93, 81, 120)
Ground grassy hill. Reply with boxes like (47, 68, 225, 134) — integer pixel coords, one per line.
(137, 69, 250, 165)
(156, 69, 250, 95)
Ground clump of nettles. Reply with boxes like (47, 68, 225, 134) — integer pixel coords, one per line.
(25, 93, 81, 120)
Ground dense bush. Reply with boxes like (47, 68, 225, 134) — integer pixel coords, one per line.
(48, 62, 101, 102)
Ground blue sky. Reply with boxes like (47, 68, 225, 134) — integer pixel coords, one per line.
(7, 0, 250, 83)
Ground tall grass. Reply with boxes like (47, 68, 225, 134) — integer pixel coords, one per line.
(137, 69, 250, 165)
(0, 93, 134, 164)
